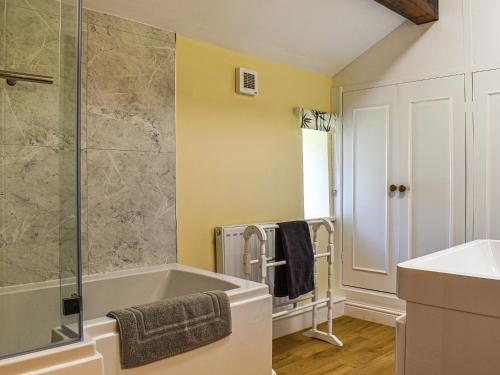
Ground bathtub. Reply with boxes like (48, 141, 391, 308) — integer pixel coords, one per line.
(83, 264, 273, 375)
(0, 264, 272, 375)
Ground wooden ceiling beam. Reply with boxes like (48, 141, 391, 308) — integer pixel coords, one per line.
(374, 0, 438, 25)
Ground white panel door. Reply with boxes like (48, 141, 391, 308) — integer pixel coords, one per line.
(342, 86, 398, 293)
(473, 69, 500, 239)
(398, 75, 466, 260)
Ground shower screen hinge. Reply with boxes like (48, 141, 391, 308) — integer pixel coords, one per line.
(62, 294, 82, 316)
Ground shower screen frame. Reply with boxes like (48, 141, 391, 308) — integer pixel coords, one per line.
(0, 0, 83, 359)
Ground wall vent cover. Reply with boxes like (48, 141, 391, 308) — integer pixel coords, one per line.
(236, 67, 258, 96)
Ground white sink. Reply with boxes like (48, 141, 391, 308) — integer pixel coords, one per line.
(399, 239, 500, 278)
(397, 240, 500, 375)
(397, 240, 500, 317)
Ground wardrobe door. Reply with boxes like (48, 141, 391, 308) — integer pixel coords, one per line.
(342, 86, 398, 293)
(398, 75, 466, 261)
(473, 69, 500, 240)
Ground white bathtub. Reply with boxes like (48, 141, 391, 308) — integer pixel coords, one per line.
(0, 264, 273, 375)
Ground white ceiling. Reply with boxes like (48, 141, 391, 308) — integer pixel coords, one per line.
(83, 0, 404, 76)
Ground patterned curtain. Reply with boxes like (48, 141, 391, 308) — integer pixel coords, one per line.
(298, 108, 338, 132)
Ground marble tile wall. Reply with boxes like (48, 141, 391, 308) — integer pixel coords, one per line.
(81, 10, 177, 275)
(0, 0, 68, 286)
(0, 4, 176, 285)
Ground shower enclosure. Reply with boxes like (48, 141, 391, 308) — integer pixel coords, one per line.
(0, 0, 82, 358)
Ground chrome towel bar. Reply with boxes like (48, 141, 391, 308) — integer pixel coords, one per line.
(0, 69, 54, 85)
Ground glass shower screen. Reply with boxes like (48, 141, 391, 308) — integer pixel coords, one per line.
(0, 0, 82, 358)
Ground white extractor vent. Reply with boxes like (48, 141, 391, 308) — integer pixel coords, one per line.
(236, 67, 258, 96)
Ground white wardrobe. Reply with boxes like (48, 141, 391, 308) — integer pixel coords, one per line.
(341, 75, 466, 293)
(473, 69, 500, 240)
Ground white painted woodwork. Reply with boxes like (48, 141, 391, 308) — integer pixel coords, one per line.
(398, 75, 466, 261)
(473, 69, 500, 240)
(333, 0, 500, 87)
(332, 0, 500, 314)
(342, 75, 466, 293)
(470, 0, 500, 70)
(332, 0, 465, 88)
(342, 86, 398, 293)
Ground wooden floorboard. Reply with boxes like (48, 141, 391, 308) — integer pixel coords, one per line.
(272, 316, 395, 375)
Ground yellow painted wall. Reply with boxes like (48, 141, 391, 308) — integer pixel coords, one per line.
(176, 36, 332, 271)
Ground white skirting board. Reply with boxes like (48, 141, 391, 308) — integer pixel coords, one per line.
(344, 301, 405, 327)
(273, 296, 346, 338)
(273, 297, 406, 338)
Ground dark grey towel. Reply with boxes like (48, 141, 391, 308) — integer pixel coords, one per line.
(274, 221, 315, 299)
(107, 290, 232, 369)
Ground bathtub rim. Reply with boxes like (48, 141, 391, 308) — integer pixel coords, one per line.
(82, 263, 268, 298)
(82, 263, 270, 338)
(1, 263, 269, 337)
(0, 262, 267, 295)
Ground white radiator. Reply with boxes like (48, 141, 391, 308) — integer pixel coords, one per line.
(216, 224, 276, 278)
(215, 224, 287, 305)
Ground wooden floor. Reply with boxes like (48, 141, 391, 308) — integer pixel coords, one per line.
(272, 316, 395, 375)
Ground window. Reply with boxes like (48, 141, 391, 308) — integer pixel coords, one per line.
(302, 129, 331, 219)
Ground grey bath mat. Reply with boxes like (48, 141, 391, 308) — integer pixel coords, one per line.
(107, 290, 232, 369)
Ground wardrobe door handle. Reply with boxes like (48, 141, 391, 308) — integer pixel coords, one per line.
(398, 185, 407, 193)
(389, 184, 397, 192)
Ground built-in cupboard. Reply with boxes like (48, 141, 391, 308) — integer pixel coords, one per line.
(341, 75, 466, 293)
(473, 69, 500, 240)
